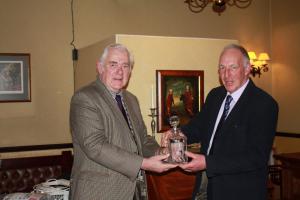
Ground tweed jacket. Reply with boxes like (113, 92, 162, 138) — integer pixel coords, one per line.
(182, 79, 278, 200)
(69, 78, 159, 200)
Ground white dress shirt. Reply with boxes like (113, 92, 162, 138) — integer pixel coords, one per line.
(207, 79, 249, 155)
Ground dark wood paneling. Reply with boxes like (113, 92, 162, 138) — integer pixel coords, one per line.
(0, 143, 73, 153)
(276, 132, 300, 138)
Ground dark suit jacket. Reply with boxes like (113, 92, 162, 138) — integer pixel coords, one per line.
(69, 77, 159, 200)
(182, 79, 278, 200)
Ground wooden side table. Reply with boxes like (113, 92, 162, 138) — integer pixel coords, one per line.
(146, 168, 196, 200)
(274, 152, 300, 200)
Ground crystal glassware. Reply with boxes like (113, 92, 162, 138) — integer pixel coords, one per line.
(168, 115, 188, 163)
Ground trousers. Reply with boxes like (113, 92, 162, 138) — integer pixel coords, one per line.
(194, 171, 208, 200)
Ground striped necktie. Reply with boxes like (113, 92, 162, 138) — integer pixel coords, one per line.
(115, 94, 129, 126)
(115, 94, 140, 155)
(216, 95, 233, 133)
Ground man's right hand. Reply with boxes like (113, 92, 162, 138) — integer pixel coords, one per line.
(141, 154, 177, 173)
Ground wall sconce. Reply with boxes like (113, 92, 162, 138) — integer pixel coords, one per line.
(248, 51, 270, 77)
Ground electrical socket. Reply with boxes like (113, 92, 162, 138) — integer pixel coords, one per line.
(72, 48, 78, 61)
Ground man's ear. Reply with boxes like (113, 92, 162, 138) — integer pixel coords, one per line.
(96, 61, 103, 74)
(245, 63, 251, 76)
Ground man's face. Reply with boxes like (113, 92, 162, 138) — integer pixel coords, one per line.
(97, 48, 131, 93)
(218, 48, 251, 93)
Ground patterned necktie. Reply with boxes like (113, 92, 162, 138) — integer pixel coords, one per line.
(210, 95, 233, 155)
(115, 94, 140, 155)
(115, 94, 129, 126)
(216, 95, 233, 132)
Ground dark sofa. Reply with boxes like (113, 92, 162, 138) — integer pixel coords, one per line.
(0, 150, 73, 194)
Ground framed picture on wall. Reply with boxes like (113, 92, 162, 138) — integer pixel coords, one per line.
(0, 53, 31, 102)
(156, 70, 204, 132)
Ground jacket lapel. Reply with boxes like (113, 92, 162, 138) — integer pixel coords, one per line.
(209, 89, 227, 134)
(95, 79, 130, 130)
(122, 93, 143, 152)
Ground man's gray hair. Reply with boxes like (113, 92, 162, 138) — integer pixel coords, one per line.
(99, 43, 134, 68)
(221, 44, 250, 68)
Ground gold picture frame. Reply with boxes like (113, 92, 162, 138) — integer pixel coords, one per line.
(156, 70, 204, 132)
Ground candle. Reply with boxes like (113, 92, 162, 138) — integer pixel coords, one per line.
(151, 85, 154, 108)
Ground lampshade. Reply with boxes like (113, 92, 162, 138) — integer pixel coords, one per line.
(252, 60, 262, 68)
(248, 52, 270, 78)
(258, 53, 270, 61)
(248, 51, 257, 60)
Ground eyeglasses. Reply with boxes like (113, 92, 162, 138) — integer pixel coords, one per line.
(219, 64, 240, 72)
(107, 61, 131, 71)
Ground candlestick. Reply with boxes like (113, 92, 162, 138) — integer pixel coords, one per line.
(148, 108, 158, 138)
(151, 85, 154, 108)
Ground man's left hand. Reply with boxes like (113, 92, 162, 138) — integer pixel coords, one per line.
(179, 151, 206, 172)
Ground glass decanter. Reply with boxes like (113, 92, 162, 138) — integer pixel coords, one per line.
(168, 115, 188, 163)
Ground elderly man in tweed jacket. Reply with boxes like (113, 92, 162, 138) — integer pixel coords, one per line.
(69, 43, 176, 200)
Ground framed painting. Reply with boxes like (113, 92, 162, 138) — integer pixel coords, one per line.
(156, 70, 204, 132)
(0, 53, 31, 102)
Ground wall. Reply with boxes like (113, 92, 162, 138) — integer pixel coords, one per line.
(0, 0, 298, 153)
(75, 0, 272, 93)
(271, 0, 300, 153)
(0, 0, 74, 147)
(74, 37, 115, 90)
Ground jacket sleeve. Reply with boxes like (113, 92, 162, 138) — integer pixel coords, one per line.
(181, 89, 216, 145)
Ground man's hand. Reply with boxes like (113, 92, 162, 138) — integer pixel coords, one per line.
(179, 151, 206, 172)
(141, 154, 177, 173)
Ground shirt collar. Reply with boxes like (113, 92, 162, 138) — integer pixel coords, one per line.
(97, 76, 124, 98)
(227, 79, 249, 103)
(107, 88, 123, 99)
